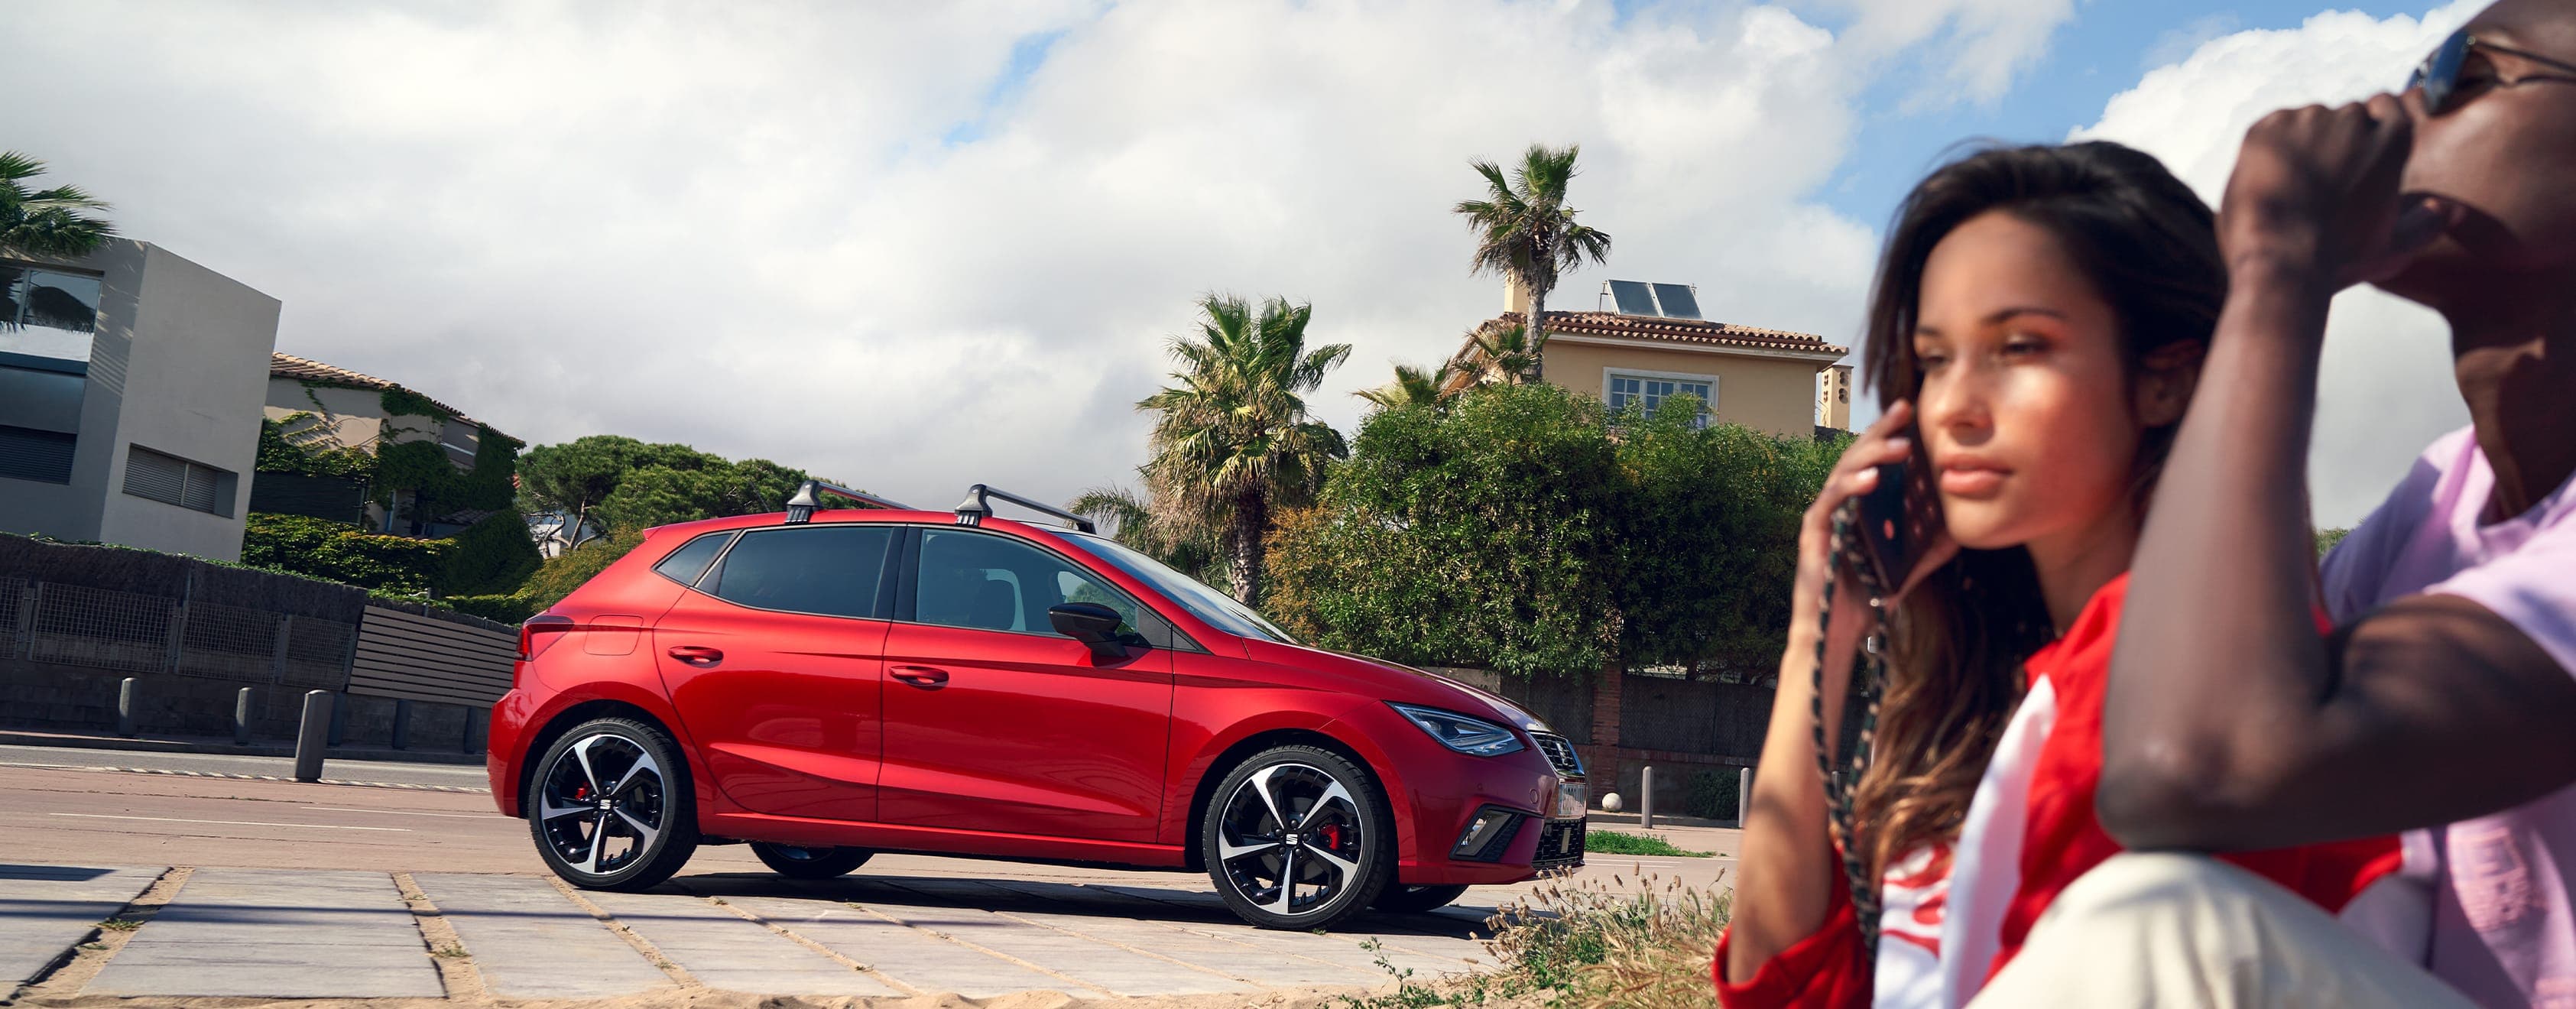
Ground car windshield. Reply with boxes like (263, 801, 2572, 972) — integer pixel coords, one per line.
(1059, 533, 1297, 644)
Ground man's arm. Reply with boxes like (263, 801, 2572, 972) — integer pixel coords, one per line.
(2097, 99, 2576, 851)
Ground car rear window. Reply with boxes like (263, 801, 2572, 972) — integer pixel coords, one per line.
(702, 526, 894, 618)
(652, 531, 734, 586)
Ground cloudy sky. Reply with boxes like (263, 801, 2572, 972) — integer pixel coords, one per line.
(5, 0, 2482, 525)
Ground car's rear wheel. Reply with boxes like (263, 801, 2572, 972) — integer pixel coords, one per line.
(1202, 745, 1392, 930)
(528, 717, 699, 891)
(1372, 884, 1470, 914)
(750, 842, 873, 879)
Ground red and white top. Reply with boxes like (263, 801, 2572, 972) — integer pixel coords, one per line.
(1715, 573, 2406, 1008)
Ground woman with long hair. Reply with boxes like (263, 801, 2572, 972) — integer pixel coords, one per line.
(1715, 141, 2401, 1007)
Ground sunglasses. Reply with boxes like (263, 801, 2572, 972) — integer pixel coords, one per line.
(2409, 29, 2576, 115)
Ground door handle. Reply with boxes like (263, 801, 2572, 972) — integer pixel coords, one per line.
(667, 645, 724, 665)
(890, 665, 949, 686)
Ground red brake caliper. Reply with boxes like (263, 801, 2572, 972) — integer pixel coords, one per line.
(1321, 823, 1343, 850)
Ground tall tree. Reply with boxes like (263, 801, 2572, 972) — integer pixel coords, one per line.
(1069, 485, 1221, 585)
(515, 436, 715, 550)
(1138, 294, 1351, 605)
(1452, 144, 1611, 381)
(0, 152, 115, 260)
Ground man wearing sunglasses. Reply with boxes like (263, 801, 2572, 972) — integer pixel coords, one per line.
(1972, 1, 2576, 1005)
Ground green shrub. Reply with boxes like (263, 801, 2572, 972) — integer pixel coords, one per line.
(443, 594, 537, 624)
(1685, 768, 1742, 822)
(242, 514, 452, 593)
(519, 529, 646, 611)
(1585, 829, 1712, 858)
(442, 511, 542, 596)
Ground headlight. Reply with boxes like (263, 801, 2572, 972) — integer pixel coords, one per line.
(1389, 703, 1526, 757)
(1553, 781, 1588, 819)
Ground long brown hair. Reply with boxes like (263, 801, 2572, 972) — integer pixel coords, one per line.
(1851, 141, 2224, 880)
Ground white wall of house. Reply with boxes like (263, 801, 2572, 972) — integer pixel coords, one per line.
(0, 240, 281, 561)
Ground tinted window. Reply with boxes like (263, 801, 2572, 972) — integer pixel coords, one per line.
(703, 526, 894, 618)
(652, 531, 733, 586)
(1059, 532, 1294, 643)
(917, 529, 1143, 638)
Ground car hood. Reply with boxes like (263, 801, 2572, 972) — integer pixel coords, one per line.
(1246, 640, 1552, 735)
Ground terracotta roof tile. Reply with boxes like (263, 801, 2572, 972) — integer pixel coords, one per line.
(1491, 311, 1849, 359)
(270, 352, 492, 432)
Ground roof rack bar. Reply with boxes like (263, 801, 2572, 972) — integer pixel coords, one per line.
(784, 480, 914, 524)
(952, 484, 1097, 534)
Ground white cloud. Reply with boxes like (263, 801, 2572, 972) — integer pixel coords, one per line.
(2075, 1, 2484, 526)
(1797, 0, 2078, 105)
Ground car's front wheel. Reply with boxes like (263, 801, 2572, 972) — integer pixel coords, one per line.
(1202, 745, 1393, 930)
(750, 842, 872, 879)
(527, 717, 699, 891)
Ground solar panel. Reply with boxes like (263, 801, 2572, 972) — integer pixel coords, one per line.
(1608, 280, 1658, 316)
(1651, 284, 1702, 319)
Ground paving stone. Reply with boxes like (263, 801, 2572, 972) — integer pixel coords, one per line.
(87, 868, 443, 998)
(414, 874, 672, 999)
(862, 884, 1251, 997)
(0, 864, 164, 988)
(731, 894, 1074, 998)
(580, 889, 897, 996)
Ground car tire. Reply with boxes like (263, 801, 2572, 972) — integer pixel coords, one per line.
(749, 842, 873, 879)
(1202, 744, 1393, 930)
(1372, 884, 1470, 914)
(527, 716, 699, 891)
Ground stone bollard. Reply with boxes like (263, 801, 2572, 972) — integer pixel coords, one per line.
(233, 687, 255, 746)
(117, 677, 138, 738)
(1738, 765, 1754, 826)
(294, 690, 333, 783)
(1640, 764, 1656, 830)
(462, 707, 488, 755)
(391, 699, 412, 751)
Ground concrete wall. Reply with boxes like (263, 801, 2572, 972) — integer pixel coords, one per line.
(1, 658, 482, 753)
(265, 380, 388, 451)
(1540, 336, 1835, 438)
(0, 242, 280, 561)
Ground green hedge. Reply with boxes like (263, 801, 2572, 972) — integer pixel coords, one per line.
(242, 514, 453, 594)
(443, 511, 543, 596)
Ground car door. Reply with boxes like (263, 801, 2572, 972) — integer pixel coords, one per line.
(652, 523, 899, 824)
(879, 527, 1175, 842)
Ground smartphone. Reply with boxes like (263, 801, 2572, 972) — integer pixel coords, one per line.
(1841, 438, 1942, 594)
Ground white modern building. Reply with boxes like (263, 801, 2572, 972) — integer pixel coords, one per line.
(0, 240, 282, 561)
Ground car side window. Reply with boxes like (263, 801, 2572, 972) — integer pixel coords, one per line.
(702, 526, 894, 618)
(917, 529, 1144, 638)
(652, 531, 734, 587)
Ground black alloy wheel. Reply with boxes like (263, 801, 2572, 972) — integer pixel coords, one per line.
(749, 842, 874, 879)
(528, 717, 699, 891)
(1202, 745, 1393, 930)
(1372, 884, 1471, 914)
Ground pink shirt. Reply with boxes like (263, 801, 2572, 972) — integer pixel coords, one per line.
(2323, 425, 2576, 1007)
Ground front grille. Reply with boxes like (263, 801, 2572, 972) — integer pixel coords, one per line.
(1532, 732, 1584, 777)
(1533, 819, 1586, 871)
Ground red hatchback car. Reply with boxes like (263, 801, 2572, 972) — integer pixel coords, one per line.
(488, 483, 1587, 930)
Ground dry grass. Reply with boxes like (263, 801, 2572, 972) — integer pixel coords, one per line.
(1338, 871, 1731, 1009)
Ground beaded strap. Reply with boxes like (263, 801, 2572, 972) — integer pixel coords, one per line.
(1812, 508, 1889, 963)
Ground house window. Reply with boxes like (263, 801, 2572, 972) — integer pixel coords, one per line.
(0, 424, 76, 484)
(1607, 371, 1715, 430)
(123, 446, 235, 517)
(0, 264, 103, 363)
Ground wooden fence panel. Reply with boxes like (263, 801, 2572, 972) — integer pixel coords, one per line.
(348, 606, 515, 706)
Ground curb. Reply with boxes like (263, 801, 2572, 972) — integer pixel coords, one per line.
(5, 761, 492, 793)
(0, 729, 485, 766)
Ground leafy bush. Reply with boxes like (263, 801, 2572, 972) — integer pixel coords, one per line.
(442, 510, 543, 596)
(257, 414, 374, 480)
(443, 593, 538, 624)
(242, 514, 453, 593)
(1336, 872, 1734, 1008)
(1586, 830, 1713, 858)
(518, 529, 647, 611)
(1268, 382, 1835, 680)
(1685, 768, 1743, 822)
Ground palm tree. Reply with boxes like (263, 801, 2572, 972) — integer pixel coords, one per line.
(1, 152, 115, 261)
(1453, 144, 1611, 381)
(1138, 294, 1351, 605)
(1444, 322, 1541, 392)
(1355, 362, 1455, 410)
(1069, 485, 1221, 585)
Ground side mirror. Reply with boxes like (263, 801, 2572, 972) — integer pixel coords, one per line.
(1048, 602, 1131, 663)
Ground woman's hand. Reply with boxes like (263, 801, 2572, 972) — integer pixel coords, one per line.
(1789, 401, 1958, 659)
(2219, 92, 2461, 289)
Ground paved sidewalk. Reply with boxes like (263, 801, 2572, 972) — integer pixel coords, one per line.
(1, 862, 1500, 1002)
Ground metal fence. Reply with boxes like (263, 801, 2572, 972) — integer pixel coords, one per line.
(12, 579, 360, 689)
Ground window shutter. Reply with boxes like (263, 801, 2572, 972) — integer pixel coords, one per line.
(0, 425, 76, 484)
(124, 447, 186, 505)
(182, 463, 220, 513)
